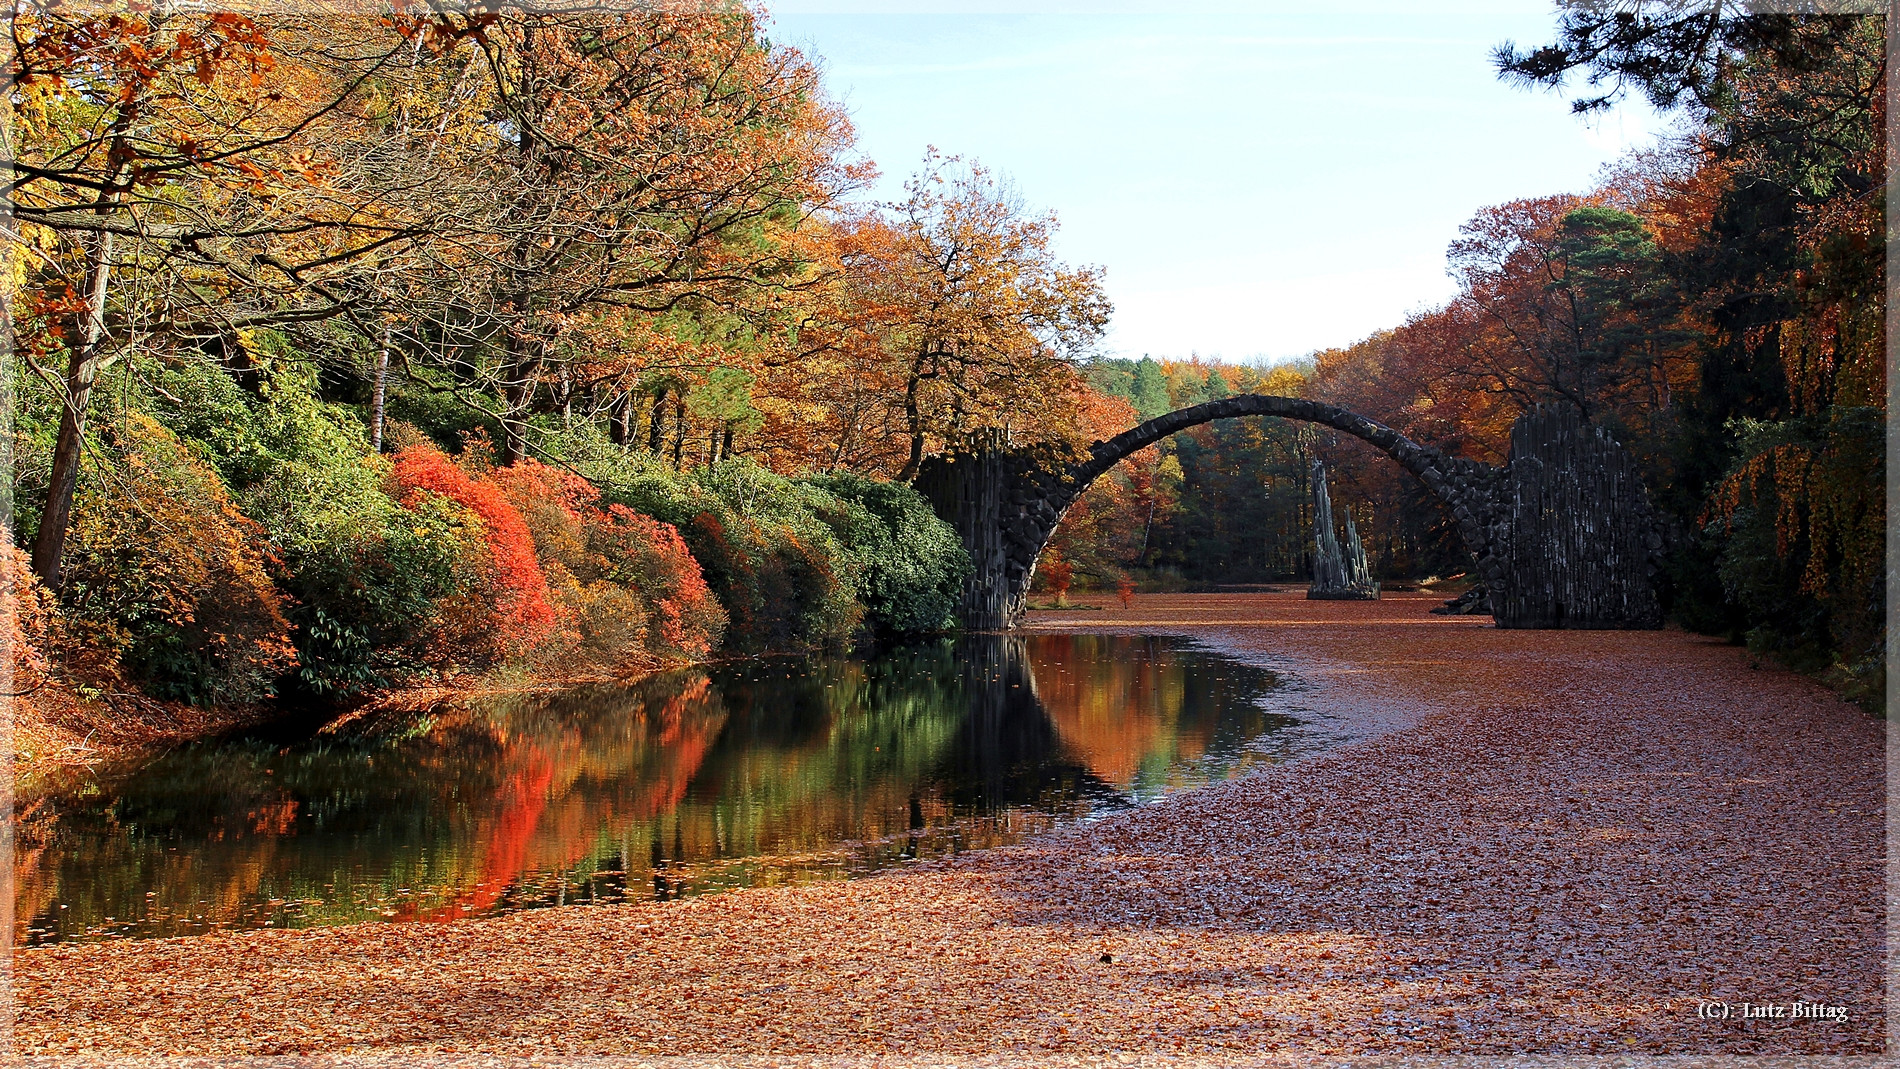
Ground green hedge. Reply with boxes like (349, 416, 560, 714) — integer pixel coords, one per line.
(604, 459, 967, 652)
(803, 472, 969, 638)
(142, 354, 475, 697)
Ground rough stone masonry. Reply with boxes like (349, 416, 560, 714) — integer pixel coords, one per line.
(916, 399, 1664, 630)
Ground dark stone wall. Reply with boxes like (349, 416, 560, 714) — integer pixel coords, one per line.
(914, 447, 1076, 630)
(1490, 406, 1666, 629)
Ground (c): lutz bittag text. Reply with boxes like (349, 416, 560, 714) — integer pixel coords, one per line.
(1699, 1001, 1848, 1023)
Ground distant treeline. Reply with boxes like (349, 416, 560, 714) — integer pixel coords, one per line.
(1042, 11, 1884, 710)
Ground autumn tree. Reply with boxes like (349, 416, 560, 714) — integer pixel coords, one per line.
(1446, 196, 1697, 454)
(826, 152, 1110, 480)
(1507, 3, 1887, 702)
(7, 6, 445, 588)
(382, 5, 860, 467)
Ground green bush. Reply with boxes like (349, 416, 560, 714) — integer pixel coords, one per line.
(605, 459, 863, 653)
(142, 352, 478, 697)
(383, 381, 502, 455)
(801, 472, 968, 637)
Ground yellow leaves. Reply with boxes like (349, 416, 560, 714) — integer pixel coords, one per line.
(786, 156, 1108, 471)
(1779, 294, 1883, 415)
(0, 222, 62, 298)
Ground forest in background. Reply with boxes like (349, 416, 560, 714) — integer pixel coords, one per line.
(3, 1, 1886, 762)
(1050, 11, 1885, 711)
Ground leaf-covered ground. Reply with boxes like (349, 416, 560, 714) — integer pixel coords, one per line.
(15, 593, 1885, 1058)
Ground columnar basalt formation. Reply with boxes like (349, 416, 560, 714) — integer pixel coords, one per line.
(1491, 406, 1665, 629)
(1308, 461, 1379, 601)
(915, 398, 1663, 630)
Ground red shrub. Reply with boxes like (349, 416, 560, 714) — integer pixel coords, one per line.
(1039, 552, 1074, 607)
(594, 504, 725, 660)
(490, 460, 598, 526)
(492, 460, 726, 667)
(391, 446, 556, 649)
(1, 540, 59, 694)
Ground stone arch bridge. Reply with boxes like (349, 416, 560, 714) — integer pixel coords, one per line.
(914, 397, 1665, 631)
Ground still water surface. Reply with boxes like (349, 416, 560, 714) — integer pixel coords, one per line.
(19, 634, 1319, 945)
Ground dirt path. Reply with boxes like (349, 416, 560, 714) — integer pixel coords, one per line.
(14, 593, 1886, 1058)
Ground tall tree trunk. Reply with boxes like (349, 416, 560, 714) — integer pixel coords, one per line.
(670, 395, 686, 469)
(31, 227, 116, 589)
(498, 336, 541, 466)
(646, 388, 668, 453)
(830, 410, 856, 469)
(1136, 500, 1156, 566)
(897, 370, 926, 482)
(32, 85, 140, 589)
(721, 422, 734, 462)
(499, 375, 530, 465)
(370, 330, 389, 452)
(608, 390, 631, 446)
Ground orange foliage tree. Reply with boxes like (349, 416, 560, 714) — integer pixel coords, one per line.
(9, 6, 449, 589)
(386, 5, 863, 467)
(780, 152, 1111, 479)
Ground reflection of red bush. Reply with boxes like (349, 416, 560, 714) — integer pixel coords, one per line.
(413, 745, 555, 922)
(416, 676, 724, 923)
(391, 446, 557, 647)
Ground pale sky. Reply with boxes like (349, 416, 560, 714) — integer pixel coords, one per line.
(767, 3, 1677, 363)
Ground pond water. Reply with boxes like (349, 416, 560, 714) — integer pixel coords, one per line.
(17, 634, 1321, 945)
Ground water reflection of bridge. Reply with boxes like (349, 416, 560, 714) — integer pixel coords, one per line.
(935, 634, 1132, 817)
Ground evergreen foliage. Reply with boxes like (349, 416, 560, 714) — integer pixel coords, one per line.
(805, 472, 971, 637)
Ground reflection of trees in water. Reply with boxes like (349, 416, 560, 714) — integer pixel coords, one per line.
(1028, 635, 1187, 786)
(1025, 635, 1289, 791)
(929, 634, 1123, 817)
(655, 644, 970, 875)
(20, 636, 1286, 943)
(20, 674, 732, 940)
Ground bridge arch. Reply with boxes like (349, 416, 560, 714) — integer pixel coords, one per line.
(914, 398, 1661, 631)
(1071, 395, 1507, 577)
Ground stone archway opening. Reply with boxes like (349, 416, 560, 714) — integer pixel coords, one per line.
(914, 399, 1664, 631)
